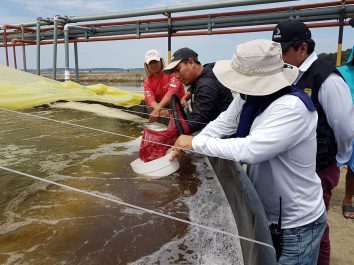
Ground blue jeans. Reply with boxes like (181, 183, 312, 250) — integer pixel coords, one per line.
(278, 211, 327, 265)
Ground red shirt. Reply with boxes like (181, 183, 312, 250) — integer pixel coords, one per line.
(143, 73, 185, 106)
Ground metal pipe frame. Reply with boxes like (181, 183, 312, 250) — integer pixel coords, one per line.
(53, 16, 59, 80)
(21, 25, 27, 71)
(64, 25, 70, 81)
(74, 42, 79, 82)
(1, 2, 353, 45)
(1, 0, 353, 81)
(36, 20, 41, 75)
(336, 0, 346, 66)
(2, 0, 296, 28)
(4, 21, 348, 48)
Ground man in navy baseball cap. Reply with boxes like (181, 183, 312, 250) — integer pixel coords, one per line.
(163, 47, 199, 75)
(272, 20, 312, 51)
(272, 19, 354, 265)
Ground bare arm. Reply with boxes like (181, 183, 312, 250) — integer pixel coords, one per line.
(180, 91, 192, 108)
(149, 95, 171, 122)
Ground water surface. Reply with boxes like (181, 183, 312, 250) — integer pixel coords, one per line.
(0, 103, 242, 264)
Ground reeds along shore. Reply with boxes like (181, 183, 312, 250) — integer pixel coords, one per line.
(41, 71, 146, 86)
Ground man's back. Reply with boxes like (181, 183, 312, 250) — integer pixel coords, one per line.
(246, 94, 323, 228)
(295, 57, 338, 170)
(187, 63, 233, 133)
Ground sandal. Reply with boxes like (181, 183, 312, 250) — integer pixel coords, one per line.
(342, 205, 354, 219)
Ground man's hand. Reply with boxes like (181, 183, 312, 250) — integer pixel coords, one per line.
(170, 135, 194, 160)
(181, 98, 188, 108)
(159, 109, 170, 118)
(149, 107, 160, 122)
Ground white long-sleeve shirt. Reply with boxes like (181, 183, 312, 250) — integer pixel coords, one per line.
(295, 52, 354, 164)
(192, 94, 325, 229)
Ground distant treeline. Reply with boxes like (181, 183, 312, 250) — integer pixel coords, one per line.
(318, 48, 352, 66)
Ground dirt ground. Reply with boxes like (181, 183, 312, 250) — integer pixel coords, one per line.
(328, 166, 354, 265)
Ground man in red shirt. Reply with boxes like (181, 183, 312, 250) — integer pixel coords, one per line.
(143, 49, 185, 122)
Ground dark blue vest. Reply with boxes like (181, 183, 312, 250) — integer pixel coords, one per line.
(296, 58, 340, 171)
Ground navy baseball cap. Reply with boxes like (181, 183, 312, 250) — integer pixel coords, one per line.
(163, 47, 198, 75)
(272, 20, 312, 51)
(349, 18, 354, 28)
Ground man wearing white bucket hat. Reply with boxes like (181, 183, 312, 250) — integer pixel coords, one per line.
(143, 49, 185, 122)
(171, 39, 326, 264)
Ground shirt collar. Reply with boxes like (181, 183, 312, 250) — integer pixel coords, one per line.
(294, 52, 317, 85)
(299, 52, 318, 72)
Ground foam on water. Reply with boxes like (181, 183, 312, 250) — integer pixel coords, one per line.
(121, 207, 145, 216)
(129, 154, 243, 265)
(0, 144, 37, 166)
(1, 253, 24, 265)
(82, 137, 141, 162)
(0, 106, 244, 264)
(0, 174, 65, 235)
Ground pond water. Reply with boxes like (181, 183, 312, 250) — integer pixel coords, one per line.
(117, 85, 144, 93)
(0, 102, 243, 265)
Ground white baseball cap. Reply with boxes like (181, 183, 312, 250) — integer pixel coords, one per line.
(145, 49, 162, 64)
(144, 49, 165, 76)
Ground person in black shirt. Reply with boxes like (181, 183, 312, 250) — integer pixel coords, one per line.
(163, 47, 233, 133)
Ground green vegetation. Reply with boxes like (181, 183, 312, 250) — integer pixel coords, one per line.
(318, 48, 352, 66)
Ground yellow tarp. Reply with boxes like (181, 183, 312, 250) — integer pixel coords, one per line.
(0, 65, 144, 110)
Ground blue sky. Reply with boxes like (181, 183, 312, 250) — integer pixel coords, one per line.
(0, 0, 353, 69)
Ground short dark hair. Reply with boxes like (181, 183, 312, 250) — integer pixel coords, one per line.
(291, 39, 316, 54)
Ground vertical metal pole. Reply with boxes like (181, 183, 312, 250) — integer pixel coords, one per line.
(21, 25, 27, 72)
(336, 0, 346, 67)
(74, 42, 79, 83)
(36, 20, 41, 75)
(52, 16, 59, 80)
(12, 43, 17, 69)
(64, 25, 70, 81)
(167, 13, 172, 63)
(3, 27, 9, 66)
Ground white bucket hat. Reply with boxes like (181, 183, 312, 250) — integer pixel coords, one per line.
(144, 49, 165, 77)
(213, 39, 299, 96)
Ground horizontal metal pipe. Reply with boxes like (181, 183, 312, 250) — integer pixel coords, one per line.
(67, 25, 93, 31)
(2, 4, 353, 44)
(11, 39, 37, 44)
(3, 0, 296, 28)
(0, 0, 354, 33)
(2, 24, 35, 33)
(74, 0, 354, 29)
(69, 0, 296, 23)
(1, 21, 349, 48)
(1, 2, 353, 46)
